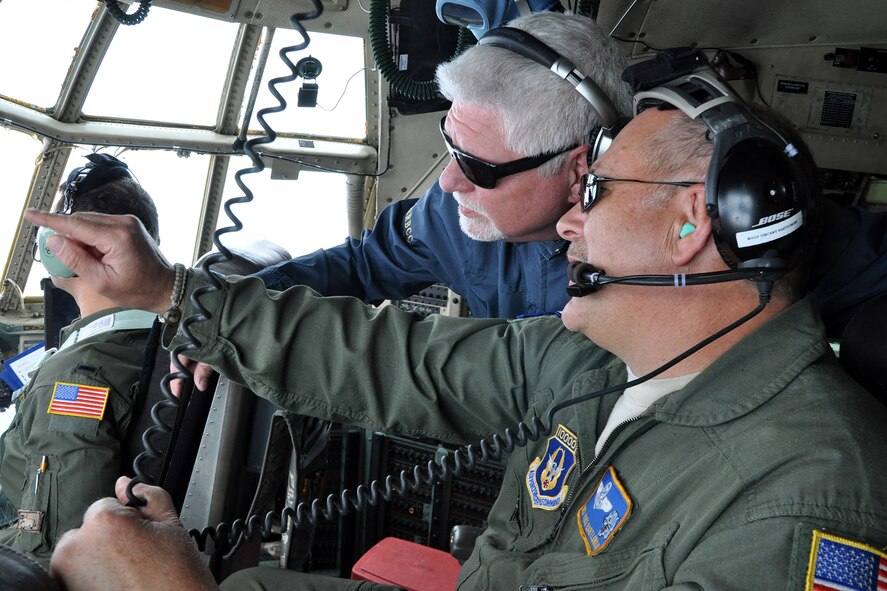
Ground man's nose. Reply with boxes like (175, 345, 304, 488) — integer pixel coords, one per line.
(439, 158, 474, 193)
(557, 201, 584, 242)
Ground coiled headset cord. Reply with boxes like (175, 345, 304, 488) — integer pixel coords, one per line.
(125, 1, 324, 508)
(103, 0, 153, 26)
(122, 1, 777, 554)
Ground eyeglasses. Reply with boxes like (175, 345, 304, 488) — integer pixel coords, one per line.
(582, 172, 701, 212)
(439, 116, 577, 189)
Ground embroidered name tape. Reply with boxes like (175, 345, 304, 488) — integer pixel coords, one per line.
(577, 466, 632, 556)
(805, 529, 887, 591)
(47, 381, 110, 420)
(403, 206, 415, 244)
(526, 424, 578, 510)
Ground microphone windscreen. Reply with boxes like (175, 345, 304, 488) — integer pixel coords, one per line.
(568, 261, 599, 284)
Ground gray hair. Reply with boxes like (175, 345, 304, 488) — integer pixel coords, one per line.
(436, 12, 633, 176)
(642, 111, 711, 207)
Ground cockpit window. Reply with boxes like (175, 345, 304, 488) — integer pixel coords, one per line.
(83, 8, 238, 126)
(243, 30, 367, 140)
(0, 0, 96, 111)
(0, 129, 42, 276)
(216, 155, 350, 257)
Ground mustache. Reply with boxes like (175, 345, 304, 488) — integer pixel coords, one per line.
(453, 192, 482, 213)
(453, 192, 468, 206)
(566, 241, 587, 263)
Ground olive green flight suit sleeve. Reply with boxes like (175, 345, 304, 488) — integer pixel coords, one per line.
(169, 271, 608, 445)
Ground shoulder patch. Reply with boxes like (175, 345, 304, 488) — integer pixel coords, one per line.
(805, 529, 887, 591)
(526, 424, 578, 510)
(47, 381, 109, 420)
(577, 466, 632, 556)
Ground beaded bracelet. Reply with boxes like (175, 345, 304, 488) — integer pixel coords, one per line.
(161, 263, 187, 324)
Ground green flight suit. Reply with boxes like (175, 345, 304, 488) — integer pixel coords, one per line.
(169, 272, 887, 591)
(0, 308, 155, 565)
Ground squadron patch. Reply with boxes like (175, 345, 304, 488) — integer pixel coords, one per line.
(47, 381, 109, 420)
(804, 529, 887, 591)
(577, 466, 632, 556)
(525, 424, 578, 510)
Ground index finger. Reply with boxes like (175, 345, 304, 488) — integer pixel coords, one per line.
(25, 209, 123, 241)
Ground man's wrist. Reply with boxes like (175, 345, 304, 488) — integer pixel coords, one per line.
(160, 263, 188, 324)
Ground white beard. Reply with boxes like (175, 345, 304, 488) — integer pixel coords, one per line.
(454, 193, 505, 241)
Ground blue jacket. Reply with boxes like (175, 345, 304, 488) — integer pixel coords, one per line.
(808, 197, 887, 336)
(254, 182, 570, 319)
(255, 183, 887, 331)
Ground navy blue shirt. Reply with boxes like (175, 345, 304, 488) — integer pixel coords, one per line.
(808, 198, 887, 337)
(254, 182, 570, 318)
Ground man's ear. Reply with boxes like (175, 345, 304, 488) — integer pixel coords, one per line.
(672, 183, 712, 267)
(567, 144, 591, 200)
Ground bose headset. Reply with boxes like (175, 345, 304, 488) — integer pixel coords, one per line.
(35, 153, 136, 278)
(567, 48, 812, 297)
(476, 25, 624, 159)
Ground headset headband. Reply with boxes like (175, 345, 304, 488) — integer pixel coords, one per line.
(477, 26, 620, 130)
(62, 153, 134, 212)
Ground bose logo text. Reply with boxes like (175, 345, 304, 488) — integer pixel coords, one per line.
(752, 209, 794, 228)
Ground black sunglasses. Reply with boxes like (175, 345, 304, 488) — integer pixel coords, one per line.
(581, 173, 701, 212)
(439, 116, 577, 189)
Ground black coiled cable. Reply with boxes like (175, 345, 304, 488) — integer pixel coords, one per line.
(103, 0, 152, 26)
(125, 2, 324, 507)
(367, 0, 477, 102)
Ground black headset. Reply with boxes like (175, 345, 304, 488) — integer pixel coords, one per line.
(630, 51, 808, 271)
(477, 26, 623, 154)
(568, 49, 812, 297)
(35, 153, 135, 278)
(60, 153, 135, 213)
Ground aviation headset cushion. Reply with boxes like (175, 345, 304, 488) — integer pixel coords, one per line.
(708, 131, 806, 269)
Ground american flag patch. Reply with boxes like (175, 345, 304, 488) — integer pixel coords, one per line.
(806, 529, 887, 591)
(47, 382, 109, 420)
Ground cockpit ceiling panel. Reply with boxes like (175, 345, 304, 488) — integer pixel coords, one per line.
(150, 0, 366, 34)
(596, 0, 887, 55)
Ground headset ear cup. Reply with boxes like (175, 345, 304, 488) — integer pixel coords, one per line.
(36, 226, 76, 278)
(708, 137, 805, 269)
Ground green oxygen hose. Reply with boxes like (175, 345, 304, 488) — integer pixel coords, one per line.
(368, 0, 474, 102)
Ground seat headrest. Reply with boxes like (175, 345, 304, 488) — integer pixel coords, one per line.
(839, 292, 887, 404)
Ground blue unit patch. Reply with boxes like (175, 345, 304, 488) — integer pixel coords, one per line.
(577, 466, 632, 556)
(525, 424, 578, 510)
